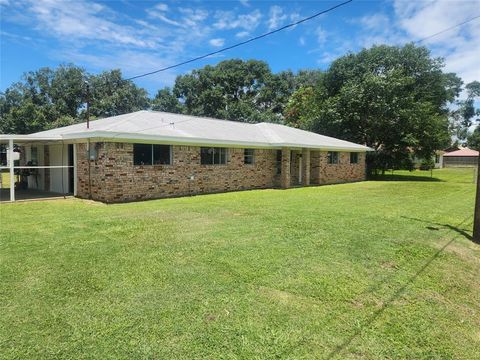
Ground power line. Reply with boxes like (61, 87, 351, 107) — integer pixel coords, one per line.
(415, 14, 480, 43)
(124, 0, 354, 81)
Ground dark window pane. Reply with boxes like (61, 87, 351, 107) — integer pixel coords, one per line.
(201, 147, 227, 165)
(153, 145, 171, 165)
(350, 152, 358, 164)
(244, 149, 254, 164)
(214, 148, 221, 164)
(201, 147, 214, 165)
(219, 148, 226, 164)
(134, 144, 152, 165)
(276, 150, 282, 174)
(328, 151, 339, 164)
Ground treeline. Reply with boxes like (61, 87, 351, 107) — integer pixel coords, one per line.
(1, 44, 478, 172)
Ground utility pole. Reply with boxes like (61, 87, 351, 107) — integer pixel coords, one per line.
(85, 81, 90, 129)
(472, 156, 480, 243)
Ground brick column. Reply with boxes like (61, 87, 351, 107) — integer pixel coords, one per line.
(281, 148, 291, 189)
(302, 148, 310, 185)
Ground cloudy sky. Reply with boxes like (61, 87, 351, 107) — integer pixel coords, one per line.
(1, 0, 479, 96)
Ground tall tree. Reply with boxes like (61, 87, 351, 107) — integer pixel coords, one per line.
(0, 66, 150, 134)
(285, 44, 462, 172)
(170, 59, 322, 123)
(87, 70, 149, 119)
(151, 87, 184, 113)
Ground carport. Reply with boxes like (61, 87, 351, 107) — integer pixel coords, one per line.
(0, 135, 76, 202)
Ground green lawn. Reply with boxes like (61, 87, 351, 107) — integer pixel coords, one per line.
(1, 171, 10, 189)
(1, 168, 479, 359)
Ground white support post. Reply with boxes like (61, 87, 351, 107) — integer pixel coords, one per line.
(8, 139, 14, 202)
(73, 144, 78, 196)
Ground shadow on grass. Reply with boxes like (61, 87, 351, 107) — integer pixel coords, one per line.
(369, 173, 444, 182)
(402, 216, 473, 241)
(325, 216, 472, 359)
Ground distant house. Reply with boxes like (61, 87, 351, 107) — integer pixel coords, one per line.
(413, 150, 444, 169)
(1, 111, 371, 202)
(443, 148, 479, 167)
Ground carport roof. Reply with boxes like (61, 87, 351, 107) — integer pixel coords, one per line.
(2, 110, 372, 151)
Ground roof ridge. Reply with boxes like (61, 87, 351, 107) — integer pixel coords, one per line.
(147, 110, 261, 126)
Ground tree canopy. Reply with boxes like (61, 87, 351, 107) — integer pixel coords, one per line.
(285, 44, 463, 172)
(0, 65, 149, 134)
(1, 45, 477, 174)
(152, 59, 323, 123)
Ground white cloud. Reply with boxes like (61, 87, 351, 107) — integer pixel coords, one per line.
(213, 9, 261, 31)
(154, 3, 168, 12)
(27, 0, 157, 48)
(209, 38, 225, 47)
(299, 36, 305, 46)
(393, 0, 480, 85)
(357, 13, 390, 31)
(235, 31, 250, 39)
(239, 0, 249, 7)
(315, 26, 327, 45)
(267, 5, 287, 30)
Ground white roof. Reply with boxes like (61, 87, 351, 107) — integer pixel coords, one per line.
(5, 110, 371, 151)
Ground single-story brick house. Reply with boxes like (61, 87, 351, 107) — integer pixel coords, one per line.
(0, 110, 371, 202)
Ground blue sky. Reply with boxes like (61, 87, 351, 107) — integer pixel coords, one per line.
(1, 0, 479, 96)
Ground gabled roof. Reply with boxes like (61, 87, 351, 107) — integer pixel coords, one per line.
(443, 148, 479, 157)
(8, 110, 371, 151)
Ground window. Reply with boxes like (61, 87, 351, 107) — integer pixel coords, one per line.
(31, 147, 38, 165)
(327, 151, 339, 164)
(244, 149, 255, 165)
(350, 152, 358, 164)
(0, 145, 6, 166)
(200, 147, 227, 165)
(276, 150, 282, 174)
(153, 145, 172, 165)
(133, 144, 172, 165)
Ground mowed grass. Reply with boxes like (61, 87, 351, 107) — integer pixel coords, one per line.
(1, 168, 479, 359)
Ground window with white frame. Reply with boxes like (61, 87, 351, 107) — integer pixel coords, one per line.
(244, 149, 255, 165)
(133, 144, 172, 165)
(350, 152, 358, 164)
(327, 151, 339, 164)
(200, 147, 227, 165)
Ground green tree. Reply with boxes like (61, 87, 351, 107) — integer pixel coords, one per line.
(151, 87, 184, 113)
(170, 59, 322, 123)
(467, 125, 480, 150)
(86, 69, 149, 119)
(286, 44, 461, 172)
(451, 80, 480, 143)
(0, 65, 150, 134)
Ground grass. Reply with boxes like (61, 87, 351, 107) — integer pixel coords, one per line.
(1, 171, 11, 189)
(1, 168, 479, 359)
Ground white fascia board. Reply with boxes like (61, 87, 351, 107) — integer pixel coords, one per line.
(59, 131, 373, 151)
(0, 134, 63, 142)
(60, 131, 274, 148)
(276, 143, 373, 152)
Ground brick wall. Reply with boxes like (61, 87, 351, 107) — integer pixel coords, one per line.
(311, 151, 366, 184)
(76, 142, 366, 202)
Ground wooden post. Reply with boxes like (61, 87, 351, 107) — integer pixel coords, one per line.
(472, 157, 480, 244)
